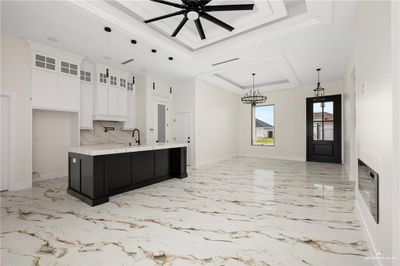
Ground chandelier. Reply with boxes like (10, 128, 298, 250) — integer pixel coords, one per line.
(241, 73, 267, 105)
(313, 68, 325, 97)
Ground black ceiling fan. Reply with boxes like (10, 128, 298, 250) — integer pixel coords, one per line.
(144, 0, 254, 40)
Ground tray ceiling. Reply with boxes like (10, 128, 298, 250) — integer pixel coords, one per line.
(109, 0, 288, 50)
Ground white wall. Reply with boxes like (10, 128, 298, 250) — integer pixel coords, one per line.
(392, 0, 400, 263)
(352, 1, 394, 263)
(0, 35, 32, 190)
(238, 81, 344, 161)
(135, 75, 147, 144)
(172, 78, 196, 164)
(32, 110, 78, 181)
(194, 79, 239, 166)
(343, 62, 357, 181)
(135, 72, 174, 145)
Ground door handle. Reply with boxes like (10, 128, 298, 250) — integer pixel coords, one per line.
(187, 141, 190, 143)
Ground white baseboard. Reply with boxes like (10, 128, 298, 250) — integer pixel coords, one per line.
(238, 153, 305, 162)
(354, 199, 383, 266)
(8, 180, 32, 191)
(33, 170, 67, 182)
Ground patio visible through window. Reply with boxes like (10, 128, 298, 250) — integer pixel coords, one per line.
(252, 105, 275, 146)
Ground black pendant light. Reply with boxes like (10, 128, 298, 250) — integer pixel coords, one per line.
(314, 68, 325, 97)
(104, 26, 112, 78)
(241, 73, 267, 105)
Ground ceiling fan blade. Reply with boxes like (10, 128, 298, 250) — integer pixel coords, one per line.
(150, 0, 185, 9)
(144, 10, 185, 23)
(194, 18, 206, 40)
(204, 4, 254, 12)
(200, 12, 234, 31)
(171, 16, 188, 37)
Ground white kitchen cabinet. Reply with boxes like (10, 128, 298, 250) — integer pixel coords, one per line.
(92, 64, 130, 121)
(94, 84, 109, 116)
(29, 42, 83, 112)
(32, 69, 58, 109)
(108, 86, 119, 116)
(80, 83, 93, 129)
(123, 89, 136, 130)
(58, 74, 80, 111)
(118, 87, 128, 116)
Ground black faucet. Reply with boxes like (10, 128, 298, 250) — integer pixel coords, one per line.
(132, 128, 141, 146)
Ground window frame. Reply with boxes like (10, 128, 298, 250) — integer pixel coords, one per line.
(99, 72, 107, 84)
(251, 104, 276, 147)
(80, 70, 92, 83)
(33, 53, 57, 73)
(110, 75, 117, 86)
(120, 78, 126, 88)
(127, 82, 134, 91)
(60, 60, 78, 76)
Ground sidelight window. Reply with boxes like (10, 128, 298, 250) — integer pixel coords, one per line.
(313, 101, 334, 141)
(252, 105, 275, 146)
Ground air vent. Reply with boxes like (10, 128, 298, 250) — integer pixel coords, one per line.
(212, 57, 239, 66)
(121, 59, 134, 65)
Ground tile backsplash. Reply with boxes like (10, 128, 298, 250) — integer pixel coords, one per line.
(81, 121, 134, 145)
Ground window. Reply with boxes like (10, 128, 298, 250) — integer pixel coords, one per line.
(35, 54, 55, 70)
(313, 101, 334, 141)
(60, 61, 78, 75)
(127, 82, 134, 91)
(252, 105, 275, 146)
(120, 78, 126, 88)
(99, 73, 107, 83)
(110, 76, 117, 86)
(80, 70, 91, 82)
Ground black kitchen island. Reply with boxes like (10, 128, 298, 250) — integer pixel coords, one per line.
(67, 144, 187, 206)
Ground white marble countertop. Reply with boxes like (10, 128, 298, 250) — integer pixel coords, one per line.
(69, 143, 187, 156)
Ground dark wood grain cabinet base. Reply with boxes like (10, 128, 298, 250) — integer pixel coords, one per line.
(67, 147, 187, 206)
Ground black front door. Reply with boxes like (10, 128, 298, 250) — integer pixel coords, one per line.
(306, 94, 341, 163)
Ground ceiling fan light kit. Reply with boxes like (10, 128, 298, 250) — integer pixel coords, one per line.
(144, 0, 254, 40)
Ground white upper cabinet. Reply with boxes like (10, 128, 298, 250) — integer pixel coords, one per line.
(80, 62, 94, 129)
(92, 64, 129, 121)
(118, 77, 128, 117)
(123, 82, 136, 130)
(29, 41, 83, 112)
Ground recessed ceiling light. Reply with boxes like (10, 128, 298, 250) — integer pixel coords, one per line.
(47, 37, 58, 43)
(141, 69, 147, 72)
(104, 56, 111, 60)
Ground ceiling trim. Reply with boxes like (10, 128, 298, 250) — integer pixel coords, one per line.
(198, 54, 301, 94)
(66, 0, 332, 63)
(65, 0, 193, 60)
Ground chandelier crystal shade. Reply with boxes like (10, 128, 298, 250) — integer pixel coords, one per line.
(241, 73, 267, 105)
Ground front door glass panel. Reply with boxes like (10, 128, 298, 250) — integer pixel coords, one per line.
(313, 101, 334, 141)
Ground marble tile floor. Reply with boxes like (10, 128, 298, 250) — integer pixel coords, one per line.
(1, 157, 370, 266)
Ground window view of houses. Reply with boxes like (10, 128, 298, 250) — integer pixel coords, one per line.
(253, 105, 275, 146)
(313, 102, 334, 141)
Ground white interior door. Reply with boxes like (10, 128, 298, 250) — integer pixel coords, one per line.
(1, 95, 10, 191)
(174, 112, 191, 166)
(154, 102, 169, 144)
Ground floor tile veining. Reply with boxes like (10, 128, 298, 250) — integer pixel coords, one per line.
(1, 157, 369, 265)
